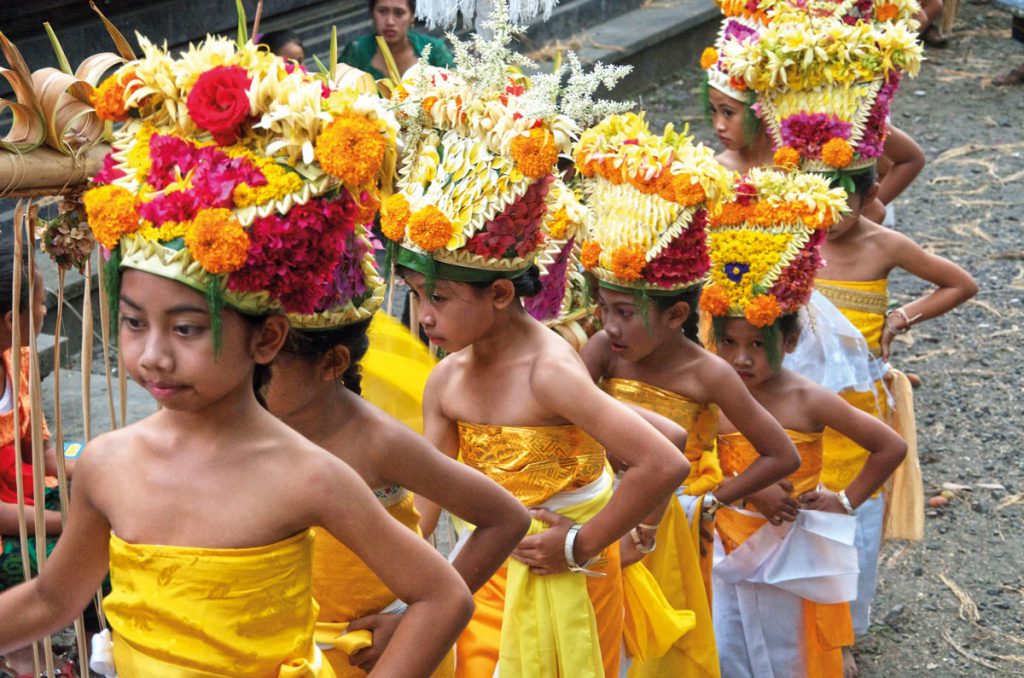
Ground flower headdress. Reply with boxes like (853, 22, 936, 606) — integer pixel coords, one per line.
(701, 15, 763, 103)
(576, 112, 734, 298)
(83, 32, 397, 335)
(716, 0, 921, 26)
(700, 167, 846, 331)
(721, 12, 922, 173)
(381, 0, 630, 284)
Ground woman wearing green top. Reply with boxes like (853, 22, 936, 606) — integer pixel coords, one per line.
(341, 0, 456, 80)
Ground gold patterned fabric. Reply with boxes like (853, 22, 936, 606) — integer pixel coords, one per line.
(815, 278, 888, 354)
(600, 378, 721, 495)
(457, 422, 605, 507)
(104, 530, 332, 677)
(719, 429, 824, 501)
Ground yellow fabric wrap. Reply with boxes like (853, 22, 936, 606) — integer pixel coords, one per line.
(601, 378, 722, 495)
(103, 530, 334, 677)
(621, 561, 697, 662)
(361, 313, 436, 434)
(883, 369, 924, 540)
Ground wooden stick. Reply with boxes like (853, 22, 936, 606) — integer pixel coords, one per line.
(252, 0, 265, 41)
(96, 256, 118, 430)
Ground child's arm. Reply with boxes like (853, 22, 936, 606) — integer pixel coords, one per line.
(705, 360, 801, 505)
(797, 386, 907, 512)
(881, 232, 978, 360)
(864, 125, 925, 222)
(309, 455, 474, 678)
(0, 451, 111, 652)
(0, 502, 63, 537)
(413, 364, 461, 538)
(512, 358, 689, 575)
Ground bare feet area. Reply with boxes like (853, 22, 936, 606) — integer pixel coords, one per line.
(641, 2, 1023, 675)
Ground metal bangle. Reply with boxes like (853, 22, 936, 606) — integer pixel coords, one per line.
(701, 491, 722, 522)
(837, 489, 857, 515)
(885, 307, 921, 334)
(564, 523, 606, 576)
(630, 527, 657, 554)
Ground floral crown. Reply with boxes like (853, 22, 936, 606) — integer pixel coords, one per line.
(716, 0, 921, 26)
(576, 112, 734, 295)
(381, 1, 630, 283)
(700, 167, 846, 327)
(83, 32, 398, 330)
(701, 16, 762, 103)
(721, 13, 922, 173)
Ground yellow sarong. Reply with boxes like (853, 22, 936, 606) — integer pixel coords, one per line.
(103, 530, 334, 677)
(455, 423, 623, 678)
(362, 313, 436, 434)
(312, 489, 453, 677)
(600, 379, 720, 678)
(717, 430, 854, 676)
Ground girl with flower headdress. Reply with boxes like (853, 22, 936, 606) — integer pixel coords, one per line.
(701, 168, 908, 677)
(0, 30, 478, 678)
(381, 7, 688, 675)
(574, 112, 801, 678)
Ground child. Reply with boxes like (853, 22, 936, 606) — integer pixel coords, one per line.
(574, 112, 800, 677)
(264, 237, 530, 676)
(260, 29, 305, 62)
(379, 15, 687, 676)
(862, 125, 926, 227)
(699, 168, 907, 677)
(0, 32, 475, 677)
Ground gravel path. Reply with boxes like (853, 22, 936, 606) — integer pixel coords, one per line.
(643, 3, 1023, 675)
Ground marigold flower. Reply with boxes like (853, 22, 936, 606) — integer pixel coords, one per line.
(581, 240, 602, 270)
(90, 70, 135, 122)
(354, 191, 380, 225)
(510, 128, 559, 179)
(700, 284, 731, 316)
(610, 246, 646, 281)
(669, 174, 707, 207)
(315, 114, 387, 187)
(381, 194, 411, 242)
(773, 146, 801, 170)
(876, 3, 899, 21)
(547, 207, 571, 240)
(700, 47, 719, 70)
(821, 138, 854, 168)
(184, 209, 250, 274)
(83, 185, 139, 249)
(744, 294, 781, 327)
(407, 205, 453, 251)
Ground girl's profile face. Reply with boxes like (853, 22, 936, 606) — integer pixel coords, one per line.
(714, 317, 781, 387)
(404, 272, 494, 353)
(708, 88, 748, 152)
(596, 287, 677, 362)
(828, 191, 864, 241)
(118, 270, 261, 411)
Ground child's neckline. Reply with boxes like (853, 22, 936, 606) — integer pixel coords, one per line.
(602, 377, 701, 406)
(109, 528, 312, 555)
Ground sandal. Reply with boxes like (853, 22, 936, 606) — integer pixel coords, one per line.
(921, 24, 950, 47)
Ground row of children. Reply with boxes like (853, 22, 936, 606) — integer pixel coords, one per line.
(0, 0, 976, 676)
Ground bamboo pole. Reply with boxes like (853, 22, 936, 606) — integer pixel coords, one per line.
(96, 255, 118, 431)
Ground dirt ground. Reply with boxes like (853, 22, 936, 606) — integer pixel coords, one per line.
(641, 2, 1024, 675)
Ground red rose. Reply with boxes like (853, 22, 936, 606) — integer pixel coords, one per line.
(186, 66, 253, 145)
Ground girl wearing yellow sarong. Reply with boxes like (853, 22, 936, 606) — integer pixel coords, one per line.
(573, 113, 800, 678)
(0, 30, 477, 677)
(700, 168, 907, 678)
(379, 21, 688, 677)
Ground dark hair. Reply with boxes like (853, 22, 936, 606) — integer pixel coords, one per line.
(710, 311, 800, 369)
(279, 319, 371, 395)
(468, 264, 543, 299)
(776, 312, 802, 340)
(0, 238, 33, 313)
(652, 285, 703, 345)
(369, 0, 416, 12)
(260, 29, 304, 56)
(832, 167, 878, 197)
(240, 312, 275, 408)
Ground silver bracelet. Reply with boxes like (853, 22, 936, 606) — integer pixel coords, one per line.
(837, 489, 857, 515)
(564, 524, 605, 577)
(884, 307, 921, 334)
(630, 527, 657, 554)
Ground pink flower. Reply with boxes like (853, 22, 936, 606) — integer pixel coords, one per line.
(465, 175, 553, 259)
(525, 239, 573, 321)
(643, 210, 710, 288)
(186, 66, 253, 145)
(779, 113, 852, 159)
(769, 229, 826, 311)
(856, 74, 902, 159)
(93, 152, 126, 185)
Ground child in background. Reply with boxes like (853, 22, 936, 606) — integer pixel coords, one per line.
(260, 29, 305, 62)
(699, 168, 907, 677)
(861, 126, 926, 228)
(574, 112, 799, 677)
(0, 30, 476, 677)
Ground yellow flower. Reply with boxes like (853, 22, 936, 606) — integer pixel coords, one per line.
(744, 294, 781, 327)
(610, 246, 646, 281)
(701, 47, 719, 70)
(547, 207, 571, 240)
(581, 240, 603, 270)
(137, 220, 191, 242)
(315, 114, 387, 187)
(184, 208, 250, 274)
(821, 138, 854, 168)
(83, 185, 139, 250)
(407, 205, 453, 251)
(510, 128, 559, 179)
(381, 194, 411, 242)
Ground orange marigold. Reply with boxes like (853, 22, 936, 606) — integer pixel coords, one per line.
(773, 146, 801, 170)
(711, 202, 751, 227)
(407, 205, 453, 251)
(700, 47, 719, 70)
(821, 138, 854, 168)
(315, 114, 387, 187)
(630, 172, 659, 195)
(668, 174, 706, 206)
(510, 129, 559, 179)
(581, 240, 603, 270)
(355, 192, 381, 225)
(82, 184, 139, 249)
(610, 246, 646, 282)
(700, 285, 731, 316)
(185, 208, 251, 274)
(744, 294, 781, 328)
(876, 3, 899, 20)
(381, 194, 411, 242)
(90, 71, 133, 122)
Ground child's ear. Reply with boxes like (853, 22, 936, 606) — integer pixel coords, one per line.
(866, 182, 880, 205)
(252, 315, 290, 365)
(782, 331, 800, 354)
(490, 279, 516, 310)
(2, 310, 13, 334)
(320, 345, 351, 382)
(666, 301, 691, 330)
